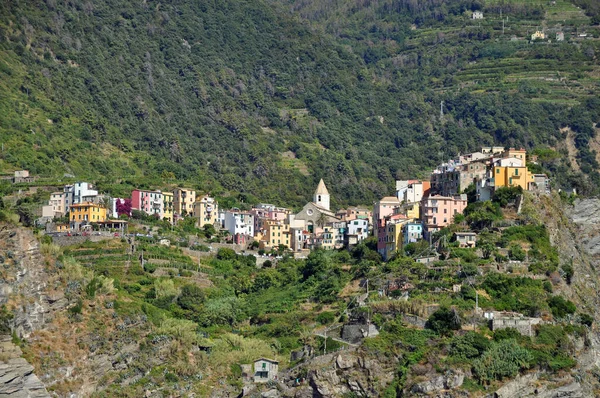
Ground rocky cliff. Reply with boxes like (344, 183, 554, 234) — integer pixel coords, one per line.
(0, 226, 55, 397)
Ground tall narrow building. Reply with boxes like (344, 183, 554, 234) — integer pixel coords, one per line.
(313, 179, 330, 211)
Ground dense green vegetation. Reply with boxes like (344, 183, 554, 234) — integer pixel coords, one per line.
(1, 0, 600, 206)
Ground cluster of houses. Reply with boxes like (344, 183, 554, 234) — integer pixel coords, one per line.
(373, 147, 548, 260)
(37, 146, 547, 257)
(40, 180, 373, 254)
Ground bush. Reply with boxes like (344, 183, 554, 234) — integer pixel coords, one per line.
(579, 313, 593, 327)
(473, 339, 532, 383)
(426, 307, 461, 336)
(144, 263, 157, 273)
(548, 296, 576, 318)
(217, 248, 237, 261)
(508, 244, 526, 261)
(449, 331, 490, 361)
(316, 311, 336, 325)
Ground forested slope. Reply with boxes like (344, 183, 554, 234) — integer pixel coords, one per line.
(1, 0, 600, 204)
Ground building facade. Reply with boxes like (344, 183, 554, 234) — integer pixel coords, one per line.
(173, 188, 196, 217)
(422, 194, 467, 233)
(193, 195, 218, 228)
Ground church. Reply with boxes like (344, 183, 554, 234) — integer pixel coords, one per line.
(292, 179, 340, 233)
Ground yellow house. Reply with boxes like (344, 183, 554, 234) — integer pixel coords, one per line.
(493, 166, 532, 190)
(163, 192, 174, 223)
(385, 221, 405, 261)
(70, 202, 107, 223)
(397, 202, 420, 221)
(193, 195, 219, 228)
(262, 220, 290, 248)
(531, 31, 545, 40)
(319, 226, 337, 250)
(173, 188, 196, 217)
(502, 148, 527, 162)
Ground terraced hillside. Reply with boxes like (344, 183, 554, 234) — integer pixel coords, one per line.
(1, 0, 600, 204)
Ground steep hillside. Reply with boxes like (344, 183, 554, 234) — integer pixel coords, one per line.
(1, 0, 600, 204)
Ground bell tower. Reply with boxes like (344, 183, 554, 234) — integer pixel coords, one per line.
(313, 179, 330, 211)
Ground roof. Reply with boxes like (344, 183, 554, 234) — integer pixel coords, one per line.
(311, 203, 338, 218)
(70, 202, 104, 208)
(254, 357, 279, 364)
(455, 232, 477, 236)
(378, 196, 400, 203)
(314, 179, 329, 195)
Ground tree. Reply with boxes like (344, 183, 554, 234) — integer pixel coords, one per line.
(449, 331, 490, 360)
(116, 198, 132, 217)
(426, 307, 461, 336)
(203, 223, 217, 238)
(177, 284, 205, 312)
(316, 213, 328, 229)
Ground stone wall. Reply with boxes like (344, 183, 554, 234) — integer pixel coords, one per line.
(491, 316, 541, 337)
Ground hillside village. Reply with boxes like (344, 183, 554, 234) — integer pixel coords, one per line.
(0, 149, 597, 396)
(25, 146, 550, 261)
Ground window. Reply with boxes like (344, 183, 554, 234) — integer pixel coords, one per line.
(497, 168, 500, 174)
(444, 209, 447, 214)
(515, 169, 519, 175)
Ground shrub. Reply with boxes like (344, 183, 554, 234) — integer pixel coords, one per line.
(548, 296, 576, 318)
(155, 279, 180, 298)
(473, 339, 532, 383)
(579, 313, 593, 327)
(508, 244, 526, 261)
(561, 263, 574, 284)
(425, 307, 461, 336)
(217, 248, 237, 261)
(449, 331, 490, 360)
(316, 311, 336, 325)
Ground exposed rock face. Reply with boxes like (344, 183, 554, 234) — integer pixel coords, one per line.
(0, 336, 49, 398)
(281, 350, 395, 397)
(491, 373, 583, 398)
(0, 226, 63, 397)
(410, 372, 464, 395)
(0, 227, 67, 339)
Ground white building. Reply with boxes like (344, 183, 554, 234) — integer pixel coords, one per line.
(48, 191, 66, 216)
(64, 182, 98, 212)
(347, 219, 369, 242)
(472, 11, 483, 19)
(224, 209, 254, 237)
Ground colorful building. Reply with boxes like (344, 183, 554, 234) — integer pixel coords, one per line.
(261, 220, 290, 249)
(193, 195, 218, 228)
(173, 188, 196, 217)
(163, 192, 174, 223)
(373, 197, 400, 230)
(422, 194, 467, 234)
(131, 189, 164, 219)
(69, 202, 107, 229)
(492, 158, 531, 190)
(403, 222, 423, 245)
(384, 215, 407, 260)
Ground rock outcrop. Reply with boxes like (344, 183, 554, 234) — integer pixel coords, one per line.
(0, 336, 49, 398)
(0, 227, 67, 338)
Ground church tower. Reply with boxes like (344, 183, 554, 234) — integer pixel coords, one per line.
(313, 179, 330, 210)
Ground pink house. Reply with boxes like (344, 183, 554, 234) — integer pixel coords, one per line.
(131, 189, 164, 219)
(250, 204, 290, 235)
(421, 194, 467, 233)
(373, 197, 400, 228)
